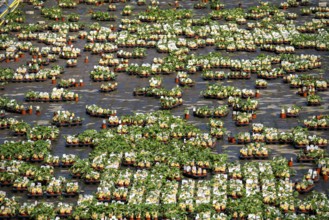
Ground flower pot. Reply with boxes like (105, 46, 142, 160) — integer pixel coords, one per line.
(21, 109, 26, 115)
(324, 174, 328, 181)
(229, 137, 236, 144)
(252, 113, 257, 119)
(5, 58, 10, 63)
(28, 108, 33, 115)
(316, 167, 321, 174)
(184, 113, 189, 120)
(75, 82, 79, 87)
(175, 77, 179, 83)
(52, 78, 56, 85)
(303, 92, 307, 97)
(84, 57, 89, 63)
(101, 123, 107, 129)
(288, 160, 293, 167)
(36, 110, 41, 116)
(280, 113, 286, 119)
(75, 96, 79, 102)
(80, 82, 84, 87)
(255, 91, 260, 98)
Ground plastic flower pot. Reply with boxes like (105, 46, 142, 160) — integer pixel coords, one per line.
(21, 109, 26, 115)
(84, 56, 89, 63)
(185, 113, 190, 120)
(36, 106, 41, 116)
(288, 159, 293, 167)
(52, 77, 56, 85)
(28, 107, 33, 115)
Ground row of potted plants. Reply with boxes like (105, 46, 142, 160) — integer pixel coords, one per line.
(202, 84, 256, 100)
(0, 118, 19, 129)
(304, 114, 329, 130)
(0, 97, 28, 114)
(193, 106, 229, 118)
(65, 129, 98, 147)
(239, 143, 269, 159)
(0, 140, 51, 161)
(297, 145, 326, 163)
(230, 124, 328, 148)
(51, 110, 83, 127)
(133, 86, 182, 98)
(0, 65, 64, 82)
(90, 65, 117, 81)
(25, 88, 78, 102)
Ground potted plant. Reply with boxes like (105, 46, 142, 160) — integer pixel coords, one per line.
(307, 94, 322, 106)
(285, 105, 301, 117)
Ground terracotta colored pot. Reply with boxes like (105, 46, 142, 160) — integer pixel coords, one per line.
(101, 123, 107, 129)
